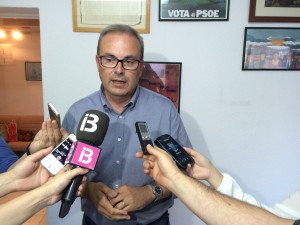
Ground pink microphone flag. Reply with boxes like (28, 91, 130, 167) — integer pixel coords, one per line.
(68, 141, 101, 170)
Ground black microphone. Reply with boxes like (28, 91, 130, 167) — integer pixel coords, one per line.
(58, 110, 109, 218)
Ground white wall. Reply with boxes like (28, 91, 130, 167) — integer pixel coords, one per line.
(0, 33, 43, 115)
(1, 1, 299, 225)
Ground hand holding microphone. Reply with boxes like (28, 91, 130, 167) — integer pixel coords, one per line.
(59, 110, 110, 218)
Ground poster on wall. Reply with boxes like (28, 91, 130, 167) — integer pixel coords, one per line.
(242, 27, 300, 70)
(140, 62, 181, 112)
(25, 62, 42, 81)
(72, 0, 150, 33)
(249, 0, 300, 22)
(159, 0, 230, 21)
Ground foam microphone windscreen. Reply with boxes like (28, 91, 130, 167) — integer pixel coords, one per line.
(76, 110, 109, 146)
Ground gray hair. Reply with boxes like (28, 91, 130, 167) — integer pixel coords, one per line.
(97, 24, 144, 60)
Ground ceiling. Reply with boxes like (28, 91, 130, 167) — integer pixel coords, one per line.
(0, 7, 40, 33)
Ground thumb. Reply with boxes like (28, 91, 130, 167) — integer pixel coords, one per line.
(100, 183, 117, 198)
(147, 145, 167, 158)
(107, 190, 118, 199)
(146, 144, 163, 157)
(29, 146, 53, 161)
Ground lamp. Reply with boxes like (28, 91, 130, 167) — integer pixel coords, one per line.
(0, 29, 6, 38)
(0, 29, 23, 40)
(11, 30, 23, 39)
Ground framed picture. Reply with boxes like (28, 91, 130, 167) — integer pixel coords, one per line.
(25, 62, 42, 81)
(249, 0, 300, 22)
(72, 0, 150, 33)
(159, 0, 230, 21)
(140, 62, 182, 112)
(242, 27, 300, 71)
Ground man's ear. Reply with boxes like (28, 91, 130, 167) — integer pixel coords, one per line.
(138, 60, 145, 78)
(95, 55, 100, 72)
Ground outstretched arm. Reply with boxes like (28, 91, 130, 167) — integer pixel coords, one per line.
(0, 165, 88, 225)
(167, 166, 293, 225)
(138, 145, 295, 225)
(0, 147, 53, 197)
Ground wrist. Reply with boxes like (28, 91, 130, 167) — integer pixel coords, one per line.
(27, 185, 53, 208)
(149, 182, 163, 202)
(207, 165, 223, 189)
(2, 170, 17, 193)
(82, 181, 92, 199)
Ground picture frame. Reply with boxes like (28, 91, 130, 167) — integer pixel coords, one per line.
(242, 27, 300, 71)
(140, 62, 182, 112)
(159, 0, 230, 21)
(249, 0, 300, 22)
(25, 62, 42, 81)
(72, 0, 150, 33)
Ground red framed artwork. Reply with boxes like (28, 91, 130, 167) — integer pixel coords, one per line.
(140, 62, 182, 112)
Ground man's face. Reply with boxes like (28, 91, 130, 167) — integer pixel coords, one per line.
(96, 33, 144, 102)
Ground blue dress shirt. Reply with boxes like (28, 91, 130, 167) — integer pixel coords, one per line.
(62, 85, 192, 225)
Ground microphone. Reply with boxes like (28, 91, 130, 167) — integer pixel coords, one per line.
(58, 110, 109, 218)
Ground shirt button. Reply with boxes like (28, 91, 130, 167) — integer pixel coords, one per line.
(119, 116, 123, 119)
(116, 160, 120, 164)
(114, 184, 119, 189)
(117, 137, 121, 141)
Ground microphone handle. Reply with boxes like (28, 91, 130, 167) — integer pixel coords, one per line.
(59, 173, 83, 218)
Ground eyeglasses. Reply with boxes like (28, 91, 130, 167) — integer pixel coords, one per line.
(97, 55, 141, 70)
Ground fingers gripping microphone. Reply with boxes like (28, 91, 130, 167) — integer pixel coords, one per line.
(59, 110, 109, 218)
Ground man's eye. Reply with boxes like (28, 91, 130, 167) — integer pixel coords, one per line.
(105, 57, 115, 62)
(125, 60, 135, 64)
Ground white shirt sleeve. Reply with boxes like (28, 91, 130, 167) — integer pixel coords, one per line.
(217, 173, 299, 219)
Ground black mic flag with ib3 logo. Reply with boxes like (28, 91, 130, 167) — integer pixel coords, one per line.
(59, 110, 109, 218)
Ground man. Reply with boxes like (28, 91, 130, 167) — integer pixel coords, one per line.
(62, 24, 191, 225)
(137, 145, 298, 225)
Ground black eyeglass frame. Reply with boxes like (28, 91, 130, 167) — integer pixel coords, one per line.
(97, 55, 142, 70)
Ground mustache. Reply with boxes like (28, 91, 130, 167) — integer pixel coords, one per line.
(110, 75, 128, 83)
